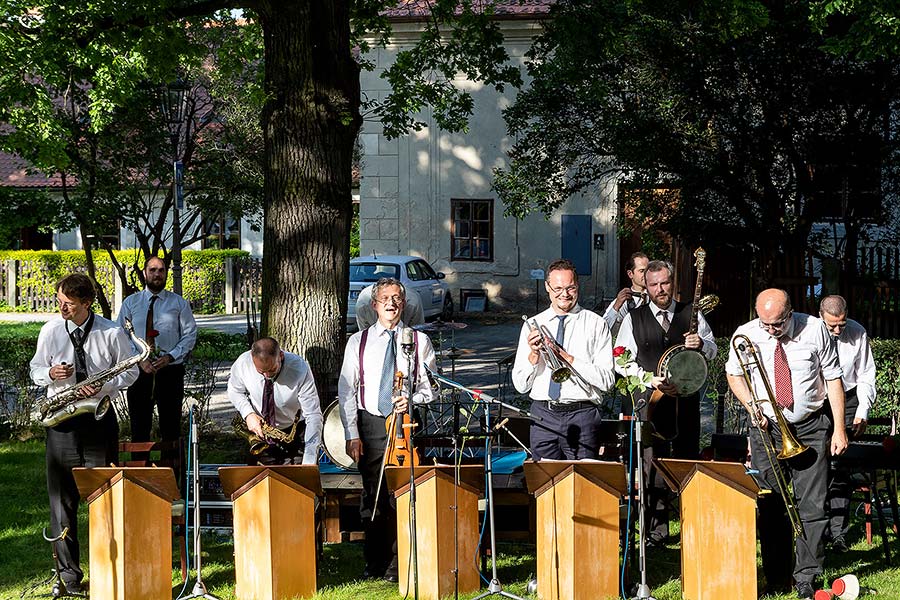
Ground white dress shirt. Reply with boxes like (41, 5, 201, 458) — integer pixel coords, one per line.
(117, 288, 197, 364)
(338, 321, 437, 440)
(30, 314, 140, 400)
(602, 290, 648, 335)
(227, 350, 323, 465)
(613, 301, 717, 378)
(512, 305, 615, 402)
(725, 313, 842, 423)
(832, 318, 876, 421)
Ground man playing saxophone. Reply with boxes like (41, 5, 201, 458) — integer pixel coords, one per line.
(228, 337, 322, 465)
(29, 273, 140, 596)
(725, 289, 847, 600)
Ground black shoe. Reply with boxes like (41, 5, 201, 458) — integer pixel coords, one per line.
(796, 581, 815, 600)
(361, 566, 381, 580)
(832, 536, 849, 553)
(645, 533, 667, 548)
(383, 570, 399, 583)
(53, 580, 84, 597)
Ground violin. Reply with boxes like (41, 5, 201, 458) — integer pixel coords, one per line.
(384, 371, 421, 467)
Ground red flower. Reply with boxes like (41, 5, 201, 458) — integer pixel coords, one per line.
(613, 346, 626, 358)
(147, 329, 160, 338)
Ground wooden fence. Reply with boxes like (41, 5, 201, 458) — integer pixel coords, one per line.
(2, 257, 263, 316)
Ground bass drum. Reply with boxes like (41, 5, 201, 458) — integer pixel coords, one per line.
(658, 345, 708, 396)
(322, 400, 357, 469)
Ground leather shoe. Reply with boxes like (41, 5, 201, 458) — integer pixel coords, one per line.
(832, 536, 849, 553)
(795, 581, 815, 600)
(361, 567, 381, 580)
(645, 533, 667, 548)
(383, 570, 399, 583)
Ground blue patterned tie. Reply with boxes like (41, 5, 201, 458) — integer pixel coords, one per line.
(548, 315, 567, 400)
(378, 330, 397, 416)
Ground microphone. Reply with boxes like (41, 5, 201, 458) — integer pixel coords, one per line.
(401, 327, 414, 355)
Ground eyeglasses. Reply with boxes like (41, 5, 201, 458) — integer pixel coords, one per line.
(759, 311, 792, 331)
(375, 295, 404, 306)
(547, 285, 578, 296)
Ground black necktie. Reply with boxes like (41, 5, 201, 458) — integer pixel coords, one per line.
(72, 328, 87, 383)
(146, 295, 159, 351)
(261, 377, 276, 427)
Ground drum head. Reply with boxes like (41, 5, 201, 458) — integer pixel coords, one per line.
(322, 401, 356, 469)
(661, 348, 708, 396)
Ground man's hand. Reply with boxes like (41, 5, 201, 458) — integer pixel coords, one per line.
(613, 288, 634, 311)
(50, 363, 74, 381)
(651, 375, 677, 396)
(831, 428, 849, 456)
(527, 328, 543, 365)
(346, 438, 363, 463)
(851, 418, 867, 437)
(245, 413, 265, 438)
(683, 332, 702, 350)
(75, 384, 100, 399)
(139, 359, 157, 374)
(392, 395, 409, 414)
(151, 354, 172, 370)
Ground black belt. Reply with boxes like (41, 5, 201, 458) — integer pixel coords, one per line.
(538, 400, 596, 413)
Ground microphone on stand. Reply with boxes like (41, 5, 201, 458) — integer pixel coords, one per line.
(401, 327, 415, 355)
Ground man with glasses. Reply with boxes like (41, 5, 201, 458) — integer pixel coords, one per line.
(338, 277, 436, 583)
(818, 295, 876, 554)
(614, 259, 717, 545)
(726, 289, 847, 600)
(512, 258, 616, 460)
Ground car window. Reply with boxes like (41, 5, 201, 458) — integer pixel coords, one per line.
(406, 262, 424, 282)
(350, 263, 400, 282)
(416, 260, 438, 279)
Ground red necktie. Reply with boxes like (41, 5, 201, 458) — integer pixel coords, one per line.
(773, 340, 794, 410)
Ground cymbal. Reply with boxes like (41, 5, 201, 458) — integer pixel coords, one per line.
(438, 347, 474, 358)
(414, 320, 468, 332)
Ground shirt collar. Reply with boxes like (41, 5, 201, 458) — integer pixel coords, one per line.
(374, 320, 406, 336)
(650, 300, 674, 315)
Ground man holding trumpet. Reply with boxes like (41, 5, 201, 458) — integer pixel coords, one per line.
(725, 288, 847, 600)
(512, 258, 616, 460)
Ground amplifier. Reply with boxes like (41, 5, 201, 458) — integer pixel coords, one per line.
(187, 463, 240, 531)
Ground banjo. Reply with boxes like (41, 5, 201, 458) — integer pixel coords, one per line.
(655, 247, 709, 397)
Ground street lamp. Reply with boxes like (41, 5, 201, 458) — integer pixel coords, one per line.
(161, 77, 188, 295)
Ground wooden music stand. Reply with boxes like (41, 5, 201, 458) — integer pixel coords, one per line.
(386, 465, 484, 600)
(218, 465, 322, 600)
(656, 459, 760, 600)
(523, 460, 627, 600)
(73, 467, 180, 600)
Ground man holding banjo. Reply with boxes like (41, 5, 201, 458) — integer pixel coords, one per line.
(614, 257, 717, 546)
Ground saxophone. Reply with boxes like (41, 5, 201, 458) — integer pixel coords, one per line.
(232, 414, 299, 455)
(39, 319, 150, 428)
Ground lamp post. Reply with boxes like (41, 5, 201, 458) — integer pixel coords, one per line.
(161, 77, 188, 295)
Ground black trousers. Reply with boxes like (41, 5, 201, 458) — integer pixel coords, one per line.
(633, 393, 701, 539)
(751, 411, 830, 587)
(529, 401, 604, 460)
(46, 413, 119, 586)
(357, 410, 398, 575)
(827, 391, 860, 540)
(127, 364, 185, 442)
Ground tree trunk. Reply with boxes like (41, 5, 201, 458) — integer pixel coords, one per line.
(257, 0, 361, 400)
(78, 226, 113, 319)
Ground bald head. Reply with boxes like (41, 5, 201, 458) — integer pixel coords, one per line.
(251, 337, 281, 359)
(755, 289, 790, 318)
(251, 337, 283, 378)
(819, 295, 847, 317)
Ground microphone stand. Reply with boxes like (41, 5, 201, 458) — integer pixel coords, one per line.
(629, 405, 656, 600)
(180, 405, 219, 600)
(428, 369, 533, 600)
(402, 333, 420, 600)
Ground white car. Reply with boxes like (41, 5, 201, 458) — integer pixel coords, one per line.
(348, 255, 452, 328)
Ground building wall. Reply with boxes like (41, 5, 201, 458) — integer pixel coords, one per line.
(359, 20, 622, 312)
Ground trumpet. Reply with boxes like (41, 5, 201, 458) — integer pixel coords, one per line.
(731, 334, 807, 537)
(522, 316, 597, 397)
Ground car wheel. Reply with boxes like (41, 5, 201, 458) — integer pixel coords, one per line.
(441, 294, 454, 321)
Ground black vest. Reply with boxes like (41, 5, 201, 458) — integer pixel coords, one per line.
(630, 301, 693, 371)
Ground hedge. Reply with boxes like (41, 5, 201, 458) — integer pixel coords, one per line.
(0, 249, 251, 314)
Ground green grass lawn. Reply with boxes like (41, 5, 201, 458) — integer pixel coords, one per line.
(2, 437, 900, 599)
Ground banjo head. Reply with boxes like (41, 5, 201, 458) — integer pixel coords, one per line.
(658, 346, 708, 396)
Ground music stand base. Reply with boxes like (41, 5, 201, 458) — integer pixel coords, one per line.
(472, 578, 526, 600)
(629, 583, 657, 600)
(182, 579, 220, 600)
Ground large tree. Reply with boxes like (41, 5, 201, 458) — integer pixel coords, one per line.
(0, 1, 520, 395)
(494, 0, 900, 283)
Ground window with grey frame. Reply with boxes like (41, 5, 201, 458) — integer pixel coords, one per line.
(451, 199, 493, 261)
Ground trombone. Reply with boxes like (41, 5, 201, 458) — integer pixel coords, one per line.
(522, 316, 597, 397)
(731, 334, 807, 538)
